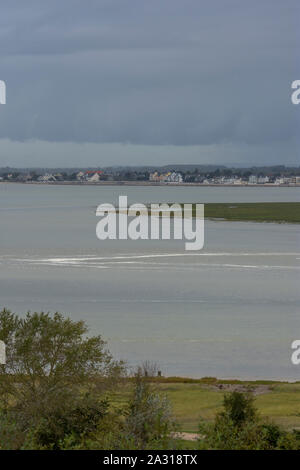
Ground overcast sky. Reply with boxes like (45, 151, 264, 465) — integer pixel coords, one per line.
(0, 0, 299, 167)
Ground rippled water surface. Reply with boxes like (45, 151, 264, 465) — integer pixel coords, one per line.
(0, 183, 299, 379)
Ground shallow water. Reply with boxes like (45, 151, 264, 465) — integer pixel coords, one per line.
(0, 183, 299, 379)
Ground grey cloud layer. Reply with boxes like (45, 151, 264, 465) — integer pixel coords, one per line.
(0, 0, 299, 165)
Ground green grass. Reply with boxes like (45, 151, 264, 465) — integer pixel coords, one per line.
(156, 381, 300, 432)
(159, 383, 223, 432)
(109, 379, 300, 433)
(145, 202, 300, 224)
(254, 384, 300, 429)
(124, 202, 300, 223)
(201, 202, 300, 223)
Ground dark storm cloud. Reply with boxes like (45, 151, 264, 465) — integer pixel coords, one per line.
(0, 0, 299, 166)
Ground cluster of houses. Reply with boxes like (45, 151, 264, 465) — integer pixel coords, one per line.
(0, 172, 65, 183)
(149, 171, 183, 183)
(75, 170, 103, 182)
(1, 170, 300, 186)
(39, 170, 105, 183)
(273, 176, 300, 185)
(200, 175, 300, 185)
(0, 170, 106, 183)
(207, 175, 271, 185)
(148, 172, 300, 185)
(37, 173, 61, 182)
(36, 171, 104, 183)
(247, 175, 299, 185)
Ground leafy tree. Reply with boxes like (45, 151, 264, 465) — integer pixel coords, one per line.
(222, 391, 256, 427)
(0, 309, 124, 419)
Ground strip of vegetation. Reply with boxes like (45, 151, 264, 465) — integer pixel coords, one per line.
(149, 376, 291, 385)
(202, 202, 300, 223)
(143, 202, 300, 223)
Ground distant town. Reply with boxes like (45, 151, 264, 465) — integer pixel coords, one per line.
(1, 165, 300, 186)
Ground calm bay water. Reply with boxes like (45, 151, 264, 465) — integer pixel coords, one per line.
(0, 183, 299, 379)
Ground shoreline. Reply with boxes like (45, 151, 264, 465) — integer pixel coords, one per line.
(151, 376, 300, 384)
(1, 180, 300, 188)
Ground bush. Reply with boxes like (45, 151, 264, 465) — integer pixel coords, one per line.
(122, 372, 177, 449)
(27, 394, 109, 449)
(0, 410, 25, 450)
(199, 391, 300, 450)
(222, 391, 256, 427)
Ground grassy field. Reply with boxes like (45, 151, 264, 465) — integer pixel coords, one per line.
(199, 202, 300, 223)
(157, 380, 300, 432)
(112, 378, 300, 434)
